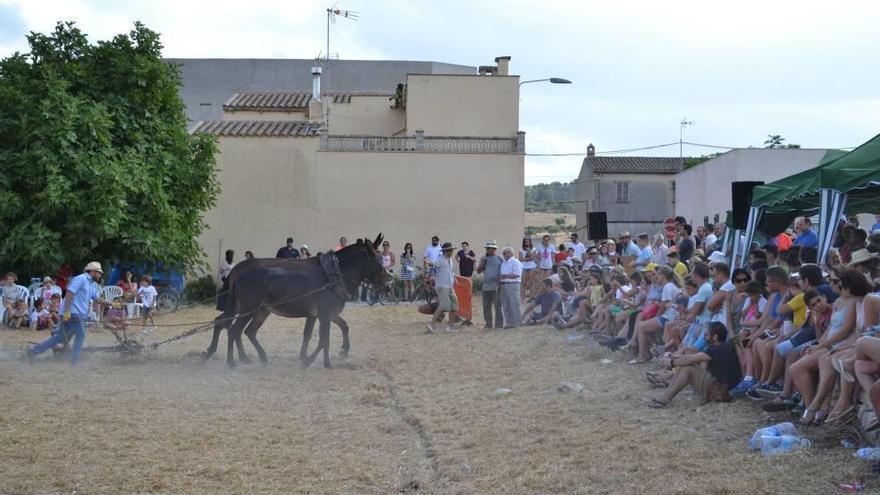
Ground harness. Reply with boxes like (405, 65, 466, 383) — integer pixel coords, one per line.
(320, 252, 351, 301)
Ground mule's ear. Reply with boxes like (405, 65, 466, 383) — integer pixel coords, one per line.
(356, 238, 364, 245)
(373, 233, 383, 250)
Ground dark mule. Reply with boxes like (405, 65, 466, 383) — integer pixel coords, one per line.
(204, 234, 386, 368)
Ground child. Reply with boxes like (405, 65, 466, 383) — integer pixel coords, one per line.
(48, 293, 62, 326)
(2, 272, 17, 323)
(103, 299, 127, 333)
(137, 275, 158, 326)
(30, 299, 52, 331)
(8, 299, 29, 329)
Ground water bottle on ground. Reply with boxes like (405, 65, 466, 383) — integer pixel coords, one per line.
(760, 435, 810, 455)
(855, 448, 880, 461)
(748, 422, 797, 450)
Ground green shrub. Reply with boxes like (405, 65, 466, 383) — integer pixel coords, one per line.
(184, 275, 217, 304)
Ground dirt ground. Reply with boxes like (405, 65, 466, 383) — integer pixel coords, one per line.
(0, 302, 872, 494)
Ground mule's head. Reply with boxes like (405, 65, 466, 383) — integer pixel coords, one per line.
(354, 234, 388, 286)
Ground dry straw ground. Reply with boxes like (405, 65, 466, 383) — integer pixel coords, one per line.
(0, 302, 872, 494)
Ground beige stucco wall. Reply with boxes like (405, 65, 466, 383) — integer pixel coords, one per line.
(221, 110, 306, 121)
(327, 96, 405, 136)
(404, 74, 519, 137)
(199, 136, 524, 275)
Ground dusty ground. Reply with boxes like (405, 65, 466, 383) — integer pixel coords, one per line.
(0, 302, 872, 494)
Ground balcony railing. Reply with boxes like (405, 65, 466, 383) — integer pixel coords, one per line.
(320, 130, 525, 154)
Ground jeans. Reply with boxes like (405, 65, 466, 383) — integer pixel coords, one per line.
(481, 289, 503, 328)
(500, 283, 521, 328)
(29, 318, 86, 365)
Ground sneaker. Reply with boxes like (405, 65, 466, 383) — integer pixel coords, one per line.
(426, 324, 436, 334)
(729, 378, 757, 398)
(756, 382, 783, 397)
(745, 388, 765, 401)
(444, 326, 459, 333)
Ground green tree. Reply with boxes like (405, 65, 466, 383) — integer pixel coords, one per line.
(0, 22, 219, 276)
(764, 134, 785, 148)
(554, 217, 566, 227)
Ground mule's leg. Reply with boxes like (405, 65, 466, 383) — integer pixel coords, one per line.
(227, 316, 249, 368)
(319, 317, 332, 369)
(300, 316, 317, 361)
(243, 309, 271, 365)
(204, 314, 230, 359)
(333, 315, 350, 357)
(235, 316, 253, 365)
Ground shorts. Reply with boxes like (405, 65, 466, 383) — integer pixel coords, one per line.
(436, 287, 459, 312)
(690, 366, 733, 403)
(531, 311, 548, 321)
(522, 266, 536, 272)
(656, 316, 669, 328)
(609, 305, 623, 317)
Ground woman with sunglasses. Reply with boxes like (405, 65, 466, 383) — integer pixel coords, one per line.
(400, 243, 416, 301)
(789, 270, 862, 425)
(726, 268, 751, 338)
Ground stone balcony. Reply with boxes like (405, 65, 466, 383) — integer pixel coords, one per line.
(319, 129, 525, 154)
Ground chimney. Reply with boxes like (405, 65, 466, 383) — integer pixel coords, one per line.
(495, 56, 511, 76)
(308, 66, 323, 123)
(587, 143, 596, 157)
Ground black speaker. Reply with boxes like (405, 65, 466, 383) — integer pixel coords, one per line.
(587, 211, 608, 240)
(731, 181, 764, 229)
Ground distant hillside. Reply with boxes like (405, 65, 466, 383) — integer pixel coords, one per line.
(525, 181, 575, 213)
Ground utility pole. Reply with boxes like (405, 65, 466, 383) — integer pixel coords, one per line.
(680, 118, 694, 168)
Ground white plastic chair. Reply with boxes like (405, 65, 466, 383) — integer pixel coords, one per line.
(95, 286, 123, 323)
(0, 285, 29, 324)
(28, 282, 43, 312)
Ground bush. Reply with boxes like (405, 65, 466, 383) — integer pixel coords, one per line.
(184, 275, 217, 305)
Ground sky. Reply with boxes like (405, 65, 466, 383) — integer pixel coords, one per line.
(2, 0, 879, 185)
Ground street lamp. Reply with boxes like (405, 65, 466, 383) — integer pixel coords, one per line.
(519, 77, 572, 86)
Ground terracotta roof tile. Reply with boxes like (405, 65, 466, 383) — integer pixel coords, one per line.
(192, 120, 320, 137)
(584, 156, 682, 174)
(223, 90, 392, 111)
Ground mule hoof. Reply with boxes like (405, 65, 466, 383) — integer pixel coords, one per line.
(260, 358, 269, 366)
(239, 356, 253, 365)
(339, 350, 349, 358)
(323, 361, 333, 369)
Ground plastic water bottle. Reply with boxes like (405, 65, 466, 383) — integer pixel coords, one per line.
(855, 448, 880, 461)
(760, 435, 810, 456)
(748, 422, 797, 450)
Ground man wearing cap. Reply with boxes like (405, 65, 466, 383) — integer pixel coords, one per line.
(619, 232, 640, 258)
(427, 242, 459, 333)
(276, 237, 300, 259)
(477, 241, 504, 329)
(499, 247, 523, 328)
(27, 262, 111, 365)
(634, 233, 653, 271)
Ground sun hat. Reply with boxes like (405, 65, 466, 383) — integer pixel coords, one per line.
(484, 240, 499, 249)
(84, 261, 103, 273)
(707, 251, 727, 264)
(619, 231, 632, 239)
(42, 276, 53, 283)
(645, 263, 658, 272)
(848, 249, 879, 267)
(301, 244, 309, 250)
(441, 242, 454, 251)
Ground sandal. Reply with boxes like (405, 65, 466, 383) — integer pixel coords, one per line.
(800, 408, 817, 425)
(826, 405, 856, 424)
(813, 409, 829, 426)
(833, 357, 856, 383)
(647, 398, 668, 408)
(865, 419, 880, 432)
(628, 358, 649, 365)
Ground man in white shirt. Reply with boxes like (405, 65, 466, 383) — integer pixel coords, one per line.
(427, 242, 458, 333)
(423, 235, 442, 272)
(499, 246, 523, 328)
(566, 233, 587, 263)
(634, 233, 653, 271)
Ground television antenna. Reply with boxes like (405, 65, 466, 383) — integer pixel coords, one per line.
(326, 4, 358, 62)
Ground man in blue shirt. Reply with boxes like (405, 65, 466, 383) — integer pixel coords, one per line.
(27, 262, 111, 365)
(634, 233, 654, 271)
(793, 217, 818, 248)
(275, 237, 300, 259)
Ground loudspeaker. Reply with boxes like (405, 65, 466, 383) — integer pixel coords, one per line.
(731, 181, 764, 229)
(587, 211, 608, 240)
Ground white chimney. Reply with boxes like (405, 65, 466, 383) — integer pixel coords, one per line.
(495, 56, 511, 76)
(311, 66, 322, 100)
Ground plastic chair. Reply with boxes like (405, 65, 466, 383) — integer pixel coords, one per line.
(0, 285, 29, 324)
(96, 286, 123, 322)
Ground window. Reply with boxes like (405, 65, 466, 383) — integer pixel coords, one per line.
(615, 181, 629, 204)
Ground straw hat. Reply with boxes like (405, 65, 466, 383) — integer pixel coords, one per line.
(84, 261, 103, 273)
(619, 231, 632, 239)
(441, 242, 454, 252)
(707, 251, 727, 264)
(484, 240, 499, 249)
(848, 249, 879, 267)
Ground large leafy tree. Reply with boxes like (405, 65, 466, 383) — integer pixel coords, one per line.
(0, 22, 219, 277)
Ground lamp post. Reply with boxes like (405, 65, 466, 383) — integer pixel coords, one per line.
(519, 77, 572, 86)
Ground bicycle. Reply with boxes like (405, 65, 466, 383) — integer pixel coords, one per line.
(409, 267, 436, 303)
(362, 280, 400, 306)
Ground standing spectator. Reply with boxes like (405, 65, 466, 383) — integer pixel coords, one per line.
(477, 241, 504, 329)
(244, 250, 255, 261)
(2, 272, 18, 322)
(567, 233, 587, 262)
(619, 232, 640, 258)
(299, 245, 311, 258)
(380, 241, 395, 273)
(500, 246, 523, 328)
(704, 225, 718, 253)
(138, 275, 159, 327)
(456, 241, 476, 277)
(216, 250, 234, 311)
(116, 272, 137, 303)
(695, 225, 707, 251)
(276, 237, 300, 259)
(400, 243, 416, 301)
(519, 237, 537, 298)
(652, 232, 669, 265)
(426, 242, 458, 333)
(793, 217, 818, 248)
(678, 224, 695, 263)
(535, 235, 557, 277)
(634, 233, 654, 271)
(335, 236, 348, 252)
(423, 235, 442, 272)
(27, 262, 111, 365)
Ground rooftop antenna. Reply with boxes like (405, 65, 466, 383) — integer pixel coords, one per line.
(326, 4, 358, 63)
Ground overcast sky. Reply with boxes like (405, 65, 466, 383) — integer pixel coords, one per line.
(2, 0, 879, 184)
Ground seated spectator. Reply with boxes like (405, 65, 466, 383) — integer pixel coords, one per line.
(522, 278, 562, 326)
(30, 299, 52, 331)
(555, 270, 605, 330)
(592, 274, 630, 333)
(48, 293, 62, 326)
(748, 275, 806, 398)
(629, 266, 680, 364)
(103, 300, 128, 333)
(647, 322, 742, 407)
(554, 244, 569, 266)
(666, 250, 689, 281)
(2, 272, 18, 322)
(7, 299, 28, 329)
(116, 271, 138, 303)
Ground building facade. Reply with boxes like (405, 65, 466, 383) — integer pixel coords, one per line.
(194, 57, 524, 275)
(574, 144, 681, 240)
(674, 148, 839, 226)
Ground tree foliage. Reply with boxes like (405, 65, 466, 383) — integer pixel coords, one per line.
(524, 181, 575, 213)
(764, 134, 800, 149)
(0, 22, 219, 276)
